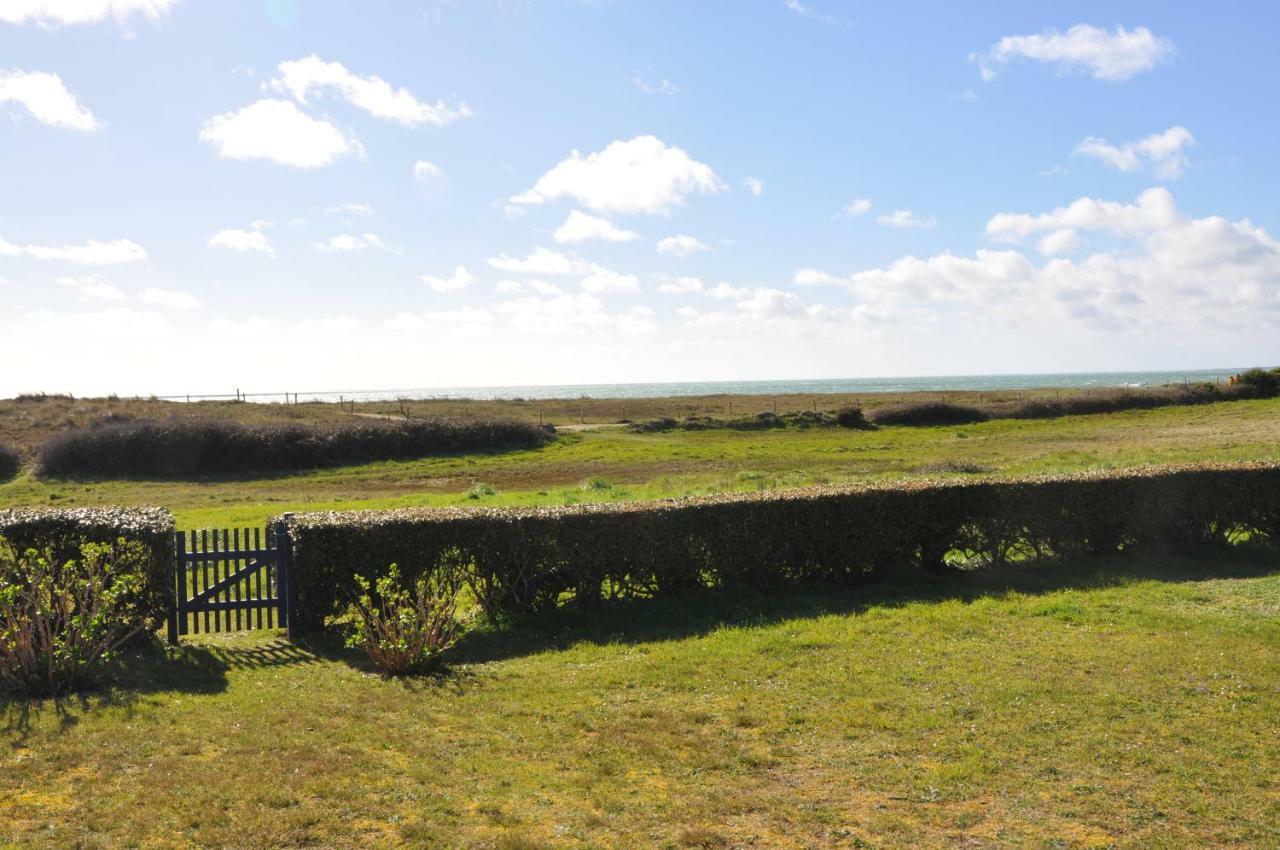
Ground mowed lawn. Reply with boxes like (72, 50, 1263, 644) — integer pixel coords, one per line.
(3, 552, 1278, 849)
(3, 398, 1280, 528)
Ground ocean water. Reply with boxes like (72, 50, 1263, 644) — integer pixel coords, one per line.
(227, 368, 1245, 403)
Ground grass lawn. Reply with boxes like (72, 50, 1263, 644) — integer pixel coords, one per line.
(4, 550, 1278, 849)
(3, 398, 1280, 528)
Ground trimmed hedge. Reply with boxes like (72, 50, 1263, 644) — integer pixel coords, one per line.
(630, 408, 871, 433)
(280, 462, 1280, 631)
(36, 417, 555, 478)
(870, 403, 990, 426)
(0, 443, 19, 482)
(0, 506, 175, 622)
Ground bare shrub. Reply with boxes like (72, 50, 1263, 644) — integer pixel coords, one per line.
(345, 562, 467, 675)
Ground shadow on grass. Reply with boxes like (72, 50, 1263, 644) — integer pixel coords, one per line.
(449, 542, 1280, 666)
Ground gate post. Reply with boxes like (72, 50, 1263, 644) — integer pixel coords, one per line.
(277, 513, 300, 640)
(167, 530, 182, 646)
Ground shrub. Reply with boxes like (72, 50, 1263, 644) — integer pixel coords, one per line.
(0, 541, 155, 696)
(870, 403, 990, 427)
(345, 562, 467, 675)
(281, 462, 1280, 631)
(1235, 368, 1280, 398)
(834, 406, 870, 429)
(0, 507, 174, 623)
(36, 417, 555, 478)
(0, 443, 19, 482)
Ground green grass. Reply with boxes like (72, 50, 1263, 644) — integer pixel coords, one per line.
(3, 398, 1280, 528)
(4, 550, 1279, 848)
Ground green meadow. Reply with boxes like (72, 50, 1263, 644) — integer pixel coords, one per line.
(2, 397, 1279, 528)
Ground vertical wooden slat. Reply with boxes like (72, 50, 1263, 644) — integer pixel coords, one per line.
(198, 530, 209, 634)
(206, 529, 219, 633)
(230, 528, 240, 631)
(256, 524, 266, 629)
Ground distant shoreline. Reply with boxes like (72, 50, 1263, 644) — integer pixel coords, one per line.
(11, 367, 1246, 404)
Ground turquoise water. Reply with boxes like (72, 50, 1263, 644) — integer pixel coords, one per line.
(258, 368, 1244, 403)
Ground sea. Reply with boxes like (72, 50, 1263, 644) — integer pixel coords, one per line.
(219, 368, 1246, 404)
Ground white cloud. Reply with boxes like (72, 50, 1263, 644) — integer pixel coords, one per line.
(140, 287, 200, 309)
(657, 275, 704, 294)
(325, 202, 372, 216)
(422, 265, 474, 293)
(529, 280, 564, 296)
(782, 0, 847, 25)
(55, 274, 124, 301)
(314, 233, 390, 253)
(272, 55, 470, 127)
(793, 267, 843, 286)
(388, 307, 494, 334)
(412, 160, 442, 181)
(743, 177, 765, 197)
(878, 209, 936, 229)
(497, 293, 655, 336)
(1036, 228, 1080, 256)
(6, 237, 146, 264)
(486, 248, 638, 295)
(657, 234, 708, 257)
(553, 210, 640, 244)
(986, 187, 1179, 244)
(0, 70, 99, 131)
(487, 247, 592, 276)
(975, 24, 1175, 82)
(1074, 126, 1195, 179)
(708, 282, 750, 300)
(495, 279, 523, 294)
(834, 188, 1280, 332)
(510, 135, 725, 215)
(208, 220, 273, 254)
(0, 0, 179, 26)
(844, 198, 872, 216)
(580, 268, 640, 294)
(199, 99, 365, 169)
(630, 75, 678, 96)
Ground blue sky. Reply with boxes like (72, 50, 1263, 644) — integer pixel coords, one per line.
(2, 0, 1278, 396)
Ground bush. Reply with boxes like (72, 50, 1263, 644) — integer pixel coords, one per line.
(834, 406, 870, 429)
(870, 403, 990, 427)
(36, 417, 555, 478)
(1235, 368, 1280, 398)
(281, 462, 1280, 631)
(0, 443, 19, 482)
(0, 507, 175, 623)
(345, 562, 467, 675)
(0, 541, 155, 696)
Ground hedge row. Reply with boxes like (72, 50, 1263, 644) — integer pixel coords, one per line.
(0, 506, 175, 622)
(630, 408, 871, 433)
(281, 462, 1280, 630)
(37, 417, 555, 478)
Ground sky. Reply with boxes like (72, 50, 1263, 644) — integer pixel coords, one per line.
(1, 0, 1279, 397)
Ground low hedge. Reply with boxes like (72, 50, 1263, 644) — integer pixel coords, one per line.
(36, 417, 555, 478)
(0, 506, 175, 622)
(869, 403, 990, 426)
(630, 408, 871, 433)
(280, 462, 1280, 631)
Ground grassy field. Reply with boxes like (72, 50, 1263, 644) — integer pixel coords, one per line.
(3, 550, 1278, 849)
(2, 397, 1279, 528)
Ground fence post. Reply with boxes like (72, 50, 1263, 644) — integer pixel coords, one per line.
(167, 531, 183, 645)
(277, 513, 300, 640)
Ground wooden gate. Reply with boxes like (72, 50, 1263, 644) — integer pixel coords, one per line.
(167, 516, 298, 643)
